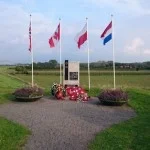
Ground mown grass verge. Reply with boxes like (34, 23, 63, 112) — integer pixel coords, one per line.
(88, 89, 150, 150)
(0, 74, 30, 150)
(0, 117, 30, 150)
(0, 74, 25, 104)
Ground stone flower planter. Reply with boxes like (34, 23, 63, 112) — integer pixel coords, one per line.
(13, 86, 44, 102)
(100, 99, 127, 106)
(98, 89, 128, 106)
(15, 95, 43, 102)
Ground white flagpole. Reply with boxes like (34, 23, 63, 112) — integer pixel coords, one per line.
(30, 14, 34, 87)
(59, 18, 62, 84)
(86, 18, 91, 90)
(111, 14, 116, 89)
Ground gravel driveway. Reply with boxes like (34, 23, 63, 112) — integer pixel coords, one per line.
(0, 97, 135, 150)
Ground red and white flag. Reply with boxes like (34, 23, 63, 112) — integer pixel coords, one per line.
(29, 19, 32, 52)
(49, 23, 60, 48)
(75, 23, 87, 49)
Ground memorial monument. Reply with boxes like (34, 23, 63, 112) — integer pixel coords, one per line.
(63, 60, 79, 86)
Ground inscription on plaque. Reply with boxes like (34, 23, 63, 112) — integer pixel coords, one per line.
(70, 72, 78, 80)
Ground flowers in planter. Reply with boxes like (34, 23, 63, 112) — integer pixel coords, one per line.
(13, 85, 44, 99)
(98, 89, 128, 105)
(51, 83, 89, 102)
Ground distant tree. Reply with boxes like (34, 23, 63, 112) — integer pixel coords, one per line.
(15, 66, 23, 72)
(49, 60, 58, 68)
(15, 66, 28, 74)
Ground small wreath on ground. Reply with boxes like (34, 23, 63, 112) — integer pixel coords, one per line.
(51, 83, 66, 100)
(98, 89, 128, 106)
(13, 85, 44, 102)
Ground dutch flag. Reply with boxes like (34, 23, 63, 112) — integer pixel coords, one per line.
(101, 21, 112, 45)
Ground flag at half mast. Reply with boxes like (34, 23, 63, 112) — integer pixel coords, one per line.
(75, 23, 87, 49)
(101, 21, 112, 45)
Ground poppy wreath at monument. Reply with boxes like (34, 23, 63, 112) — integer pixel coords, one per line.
(51, 83, 89, 101)
(65, 86, 88, 102)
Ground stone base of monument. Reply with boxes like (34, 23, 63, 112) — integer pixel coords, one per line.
(63, 81, 79, 87)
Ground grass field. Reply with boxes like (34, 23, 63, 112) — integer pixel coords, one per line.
(5, 67, 150, 90)
(11, 71, 150, 149)
(89, 89, 150, 150)
(0, 67, 150, 149)
(14, 73, 150, 93)
(0, 74, 25, 104)
(0, 117, 30, 150)
(0, 74, 30, 150)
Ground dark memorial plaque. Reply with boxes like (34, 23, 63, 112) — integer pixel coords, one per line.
(70, 72, 78, 80)
(65, 60, 68, 80)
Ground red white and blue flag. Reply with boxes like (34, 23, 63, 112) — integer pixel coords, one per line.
(101, 21, 112, 45)
(49, 23, 60, 48)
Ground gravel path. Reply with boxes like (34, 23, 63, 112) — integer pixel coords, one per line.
(0, 97, 135, 150)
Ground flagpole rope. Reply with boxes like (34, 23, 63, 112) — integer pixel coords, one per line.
(59, 18, 62, 84)
(111, 14, 116, 89)
(86, 17, 91, 90)
(30, 14, 34, 87)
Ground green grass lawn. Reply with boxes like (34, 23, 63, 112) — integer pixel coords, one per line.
(0, 117, 30, 150)
(0, 74, 24, 104)
(1, 67, 150, 149)
(89, 89, 150, 150)
(14, 74, 150, 92)
(0, 74, 30, 150)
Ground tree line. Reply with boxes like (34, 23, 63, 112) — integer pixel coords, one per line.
(15, 60, 150, 72)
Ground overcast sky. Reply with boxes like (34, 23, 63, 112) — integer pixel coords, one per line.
(0, 0, 150, 64)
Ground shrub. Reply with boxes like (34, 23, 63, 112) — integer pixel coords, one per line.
(13, 86, 44, 98)
(15, 66, 29, 74)
(98, 89, 128, 105)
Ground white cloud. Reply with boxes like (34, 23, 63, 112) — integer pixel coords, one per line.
(0, 1, 59, 64)
(124, 37, 150, 55)
(0, 0, 149, 64)
(21, 0, 35, 5)
(86, 0, 150, 16)
(143, 49, 150, 55)
(0, 1, 56, 50)
(126, 37, 144, 53)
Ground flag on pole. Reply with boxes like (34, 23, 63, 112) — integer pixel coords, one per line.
(49, 23, 60, 48)
(101, 21, 112, 45)
(29, 18, 32, 51)
(75, 23, 87, 49)
(28, 15, 34, 86)
(101, 16, 116, 89)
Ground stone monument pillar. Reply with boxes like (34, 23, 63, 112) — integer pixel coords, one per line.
(63, 60, 79, 86)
